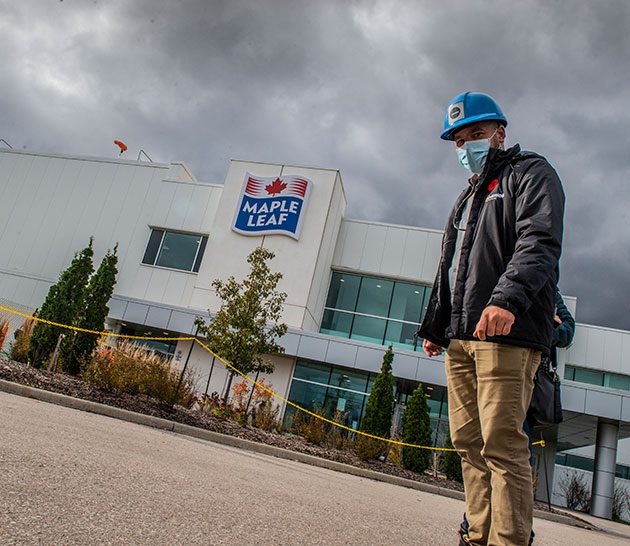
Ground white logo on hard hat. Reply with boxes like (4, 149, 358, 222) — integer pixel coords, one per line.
(448, 101, 465, 125)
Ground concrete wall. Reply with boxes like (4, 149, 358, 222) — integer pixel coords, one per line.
(0, 149, 221, 310)
(332, 219, 443, 285)
(190, 160, 346, 331)
(567, 323, 630, 376)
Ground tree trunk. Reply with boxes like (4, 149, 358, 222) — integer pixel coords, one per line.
(47, 334, 65, 373)
(223, 371, 236, 405)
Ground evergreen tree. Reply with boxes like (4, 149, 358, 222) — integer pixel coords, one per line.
(442, 429, 463, 482)
(401, 384, 433, 473)
(62, 245, 119, 375)
(195, 247, 288, 402)
(361, 346, 395, 437)
(29, 239, 94, 368)
(355, 346, 395, 459)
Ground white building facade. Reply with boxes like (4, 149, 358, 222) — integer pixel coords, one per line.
(1, 148, 629, 520)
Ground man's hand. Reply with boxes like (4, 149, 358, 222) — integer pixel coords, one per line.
(423, 339, 444, 357)
(473, 305, 515, 340)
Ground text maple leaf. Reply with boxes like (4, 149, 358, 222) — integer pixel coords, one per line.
(265, 178, 287, 196)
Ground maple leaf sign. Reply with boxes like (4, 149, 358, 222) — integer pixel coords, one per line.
(265, 178, 287, 196)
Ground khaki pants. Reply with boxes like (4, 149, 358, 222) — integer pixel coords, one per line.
(446, 340, 541, 546)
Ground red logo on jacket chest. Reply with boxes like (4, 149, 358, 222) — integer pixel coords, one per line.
(487, 179, 499, 191)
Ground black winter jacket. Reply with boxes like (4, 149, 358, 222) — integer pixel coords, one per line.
(418, 144, 565, 355)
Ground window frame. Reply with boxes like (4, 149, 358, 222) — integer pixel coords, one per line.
(321, 270, 431, 351)
(141, 227, 209, 273)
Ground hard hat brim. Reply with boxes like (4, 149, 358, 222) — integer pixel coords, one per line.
(441, 113, 508, 141)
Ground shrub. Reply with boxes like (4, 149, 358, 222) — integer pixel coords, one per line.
(442, 431, 463, 482)
(324, 411, 352, 451)
(8, 318, 35, 363)
(355, 346, 395, 460)
(386, 436, 403, 467)
(228, 377, 281, 429)
(292, 406, 327, 445)
(200, 392, 238, 420)
(354, 435, 388, 461)
(0, 319, 9, 353)
(251, 399, 281, 432)
(82, 341, 197, 408)
(401, 385, 433, 473)
(29, 240, 94, 368)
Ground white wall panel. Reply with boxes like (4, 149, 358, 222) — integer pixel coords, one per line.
(400, 229, 429, 280)
(8, 156, 57, 273)
(603, 329, 624, 374)
(359, 224, 387, 272)
(567, 325, 588, 366)
(420, 232, 443, 282)
(306, 173, 346, 329)
(380, 227, 407, 278)
(165, 184, 194, 230)
(585, 326, 606, 369)
(143, 268, 172, 303)
(0, 154, 37, 267)
(334, 221, 367, 271)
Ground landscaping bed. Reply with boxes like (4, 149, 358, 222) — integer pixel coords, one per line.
(0, 357, 558, 514)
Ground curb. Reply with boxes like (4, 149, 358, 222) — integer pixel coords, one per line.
(0, 379, 597, 532)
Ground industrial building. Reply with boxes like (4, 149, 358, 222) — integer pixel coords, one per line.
(1, 148, 629, 519)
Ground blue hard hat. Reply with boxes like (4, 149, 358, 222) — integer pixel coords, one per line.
(441, 92, 508, 140)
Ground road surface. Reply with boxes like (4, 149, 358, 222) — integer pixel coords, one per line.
(0, 391, 626, 545)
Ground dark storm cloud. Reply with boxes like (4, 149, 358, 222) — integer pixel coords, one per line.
(1, 0, 629, 328)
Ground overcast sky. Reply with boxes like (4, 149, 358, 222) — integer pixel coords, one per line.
(2, 0, 629, 330)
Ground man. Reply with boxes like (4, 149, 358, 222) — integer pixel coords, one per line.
(419, 92, 565, 546)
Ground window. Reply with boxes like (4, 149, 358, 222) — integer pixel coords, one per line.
(324, 272, 361, 311)
(565, 365, 630, 392)
(119, 325, 177, 357)
(142, 228, 208, 272)
(321, 272, 431, 351)
(355, 277, 393, 317)
(572, 368, 604, 387)
(605, 373, 630, 391)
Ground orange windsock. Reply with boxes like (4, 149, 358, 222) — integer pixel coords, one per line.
(114, 140, 128, 153)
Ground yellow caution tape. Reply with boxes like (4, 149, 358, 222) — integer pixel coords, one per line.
(0, 302, 459, 452)
(193, 338, 459, 452)
(0, 304, 194, 341)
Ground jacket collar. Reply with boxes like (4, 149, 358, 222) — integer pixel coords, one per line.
(468, 144, 521, 187)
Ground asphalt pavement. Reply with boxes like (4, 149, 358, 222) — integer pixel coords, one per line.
(1, 390, 627, 545)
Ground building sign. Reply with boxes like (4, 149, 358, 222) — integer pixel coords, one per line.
(232, 173, 312, 240)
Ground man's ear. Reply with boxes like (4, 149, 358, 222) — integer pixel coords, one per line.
(496, 124, 506, 148)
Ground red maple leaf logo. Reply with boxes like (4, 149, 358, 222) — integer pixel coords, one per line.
(265, 178, 287, 196)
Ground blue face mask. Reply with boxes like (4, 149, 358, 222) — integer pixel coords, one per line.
(456, 130, 497, 174)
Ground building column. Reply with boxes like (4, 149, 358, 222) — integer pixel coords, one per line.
(534, 437, 557, 504)
(590, 418, 619, 519)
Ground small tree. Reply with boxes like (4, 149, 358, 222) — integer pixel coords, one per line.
(62, 245, 119, 375)
(442, 429, 463, 482)
(558, 470, 591, 512)
(401, 384, 432, 473)
(195, 247, 288, 403)
(29, 239, 94, 368)
(355, 346, 395, 460)
(612, 483, 630, 521)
